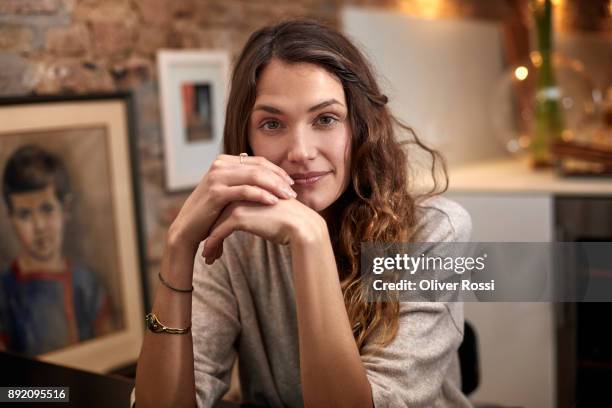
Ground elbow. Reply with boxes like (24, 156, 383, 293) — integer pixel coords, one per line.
(304, 399, 372, 408)
(135, 391, 196, 408)
(302, 384, 374, 408)
(135, 374, 197, 408)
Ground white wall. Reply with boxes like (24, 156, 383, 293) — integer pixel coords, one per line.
(341, 6, 507, 167)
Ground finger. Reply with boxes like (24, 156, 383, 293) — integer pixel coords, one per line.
(201, 238, 209, 258)
(202, 237, 214, 258)
(212, 241, 224, 262)
(216, 242, 224, 260)
(229, 184, 283, 205)
(216, 168, 296, 199)
(205, 253, 216, 265)
(218, 171, 297, 204)
(204, 242, 220, 264)
(232, 154, 294, 186)
(205, 213, 240, 256)
(203, 238, 223, 260)
(216, 154, 293, 185)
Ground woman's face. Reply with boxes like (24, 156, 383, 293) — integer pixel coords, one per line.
(248, 58, 352, 213)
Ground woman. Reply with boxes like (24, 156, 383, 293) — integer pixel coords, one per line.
(135, 18, 472, 408)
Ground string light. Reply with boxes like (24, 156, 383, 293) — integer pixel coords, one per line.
(514, 66, 529, 81)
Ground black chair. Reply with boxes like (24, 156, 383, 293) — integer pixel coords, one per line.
(458, 320, 480, 396)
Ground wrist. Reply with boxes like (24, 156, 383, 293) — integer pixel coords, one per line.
(167, 222, 199, 253)
(290, 212, 328, 247)
(165, 228, 199, 268)
(160, 237, 198, 293)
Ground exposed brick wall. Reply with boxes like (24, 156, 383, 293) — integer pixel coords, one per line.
(0, 0, 342, 300)
(0, 0, 608, 302)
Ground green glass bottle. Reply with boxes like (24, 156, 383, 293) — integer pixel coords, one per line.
(531, 0, 564, 167)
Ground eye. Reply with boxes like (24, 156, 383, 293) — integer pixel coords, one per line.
(16, 209, 31, 221)
(260, 120, 282, 131)
(315, 115, 339, 127)
(40, 202, 56, 215)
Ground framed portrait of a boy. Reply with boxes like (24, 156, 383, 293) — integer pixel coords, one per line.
(0, 93, 147, 374)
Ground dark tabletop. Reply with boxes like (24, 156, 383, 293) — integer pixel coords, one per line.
(1, 351, 134, 407)
(0, 351, 265, 407)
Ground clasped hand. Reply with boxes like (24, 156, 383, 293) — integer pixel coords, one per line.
(167, 154, 325, 264)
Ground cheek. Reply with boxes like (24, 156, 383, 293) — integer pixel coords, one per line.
(249, 133, 281, 161)
(329, 128, 351, 176)
(247, 131, 262, 155)
(49, 220, 62, 238)
(11, 220, 33, 243)
(46, 213, 65, 239)
(248, 134, 262, 156)
(49, 212, 63, 228)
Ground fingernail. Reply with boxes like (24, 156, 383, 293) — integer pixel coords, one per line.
(282, 188, 297, 198)
(267, 195, 279, 204)
(287, 177, 295, 185)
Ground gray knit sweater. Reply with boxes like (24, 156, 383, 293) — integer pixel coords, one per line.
(133, 195, 473, 408)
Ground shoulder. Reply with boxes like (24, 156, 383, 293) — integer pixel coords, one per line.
(70, 262, 100, 290)
(0, 265, 9, 294)
(70, 262, 96, 278)
(0, 262, 16, 287)
(0, 264, 10, 279)
(412, 195, 472, 242)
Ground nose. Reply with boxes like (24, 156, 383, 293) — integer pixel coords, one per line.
(286, 126, 316, 164)
(32, 211, 47, 232)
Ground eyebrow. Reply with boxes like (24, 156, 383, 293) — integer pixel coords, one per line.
(252, 98, 344, 114)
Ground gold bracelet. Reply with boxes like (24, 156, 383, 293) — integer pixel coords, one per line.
(145, 313, 191, 335)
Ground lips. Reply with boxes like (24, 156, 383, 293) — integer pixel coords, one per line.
(290, 171, 331, 180)
(290, 171, 332, 186)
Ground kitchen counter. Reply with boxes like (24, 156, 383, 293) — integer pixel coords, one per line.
(448, 157, 612, 195)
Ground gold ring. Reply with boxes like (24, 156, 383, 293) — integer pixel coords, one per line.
(239, 152, 248, 165)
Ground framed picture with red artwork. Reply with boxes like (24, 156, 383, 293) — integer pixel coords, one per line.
(157, 50, 230, 192)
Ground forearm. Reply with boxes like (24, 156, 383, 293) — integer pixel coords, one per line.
(135, 239, 197, 408)
(291, 225, 373, 408)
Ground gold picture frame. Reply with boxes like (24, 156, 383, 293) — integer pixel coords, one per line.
(0, 93, 147, 374)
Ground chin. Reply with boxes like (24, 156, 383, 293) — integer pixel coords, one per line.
(296, 194, 333, 213)
(32, 250, 57, 262)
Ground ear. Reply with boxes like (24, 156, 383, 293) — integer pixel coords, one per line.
(3, 196, 13, 217)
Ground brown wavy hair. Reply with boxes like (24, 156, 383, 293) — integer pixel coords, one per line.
(223, 18, 448, 351)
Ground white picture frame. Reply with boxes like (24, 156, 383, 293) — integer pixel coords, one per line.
(157, 50, 230, 192)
